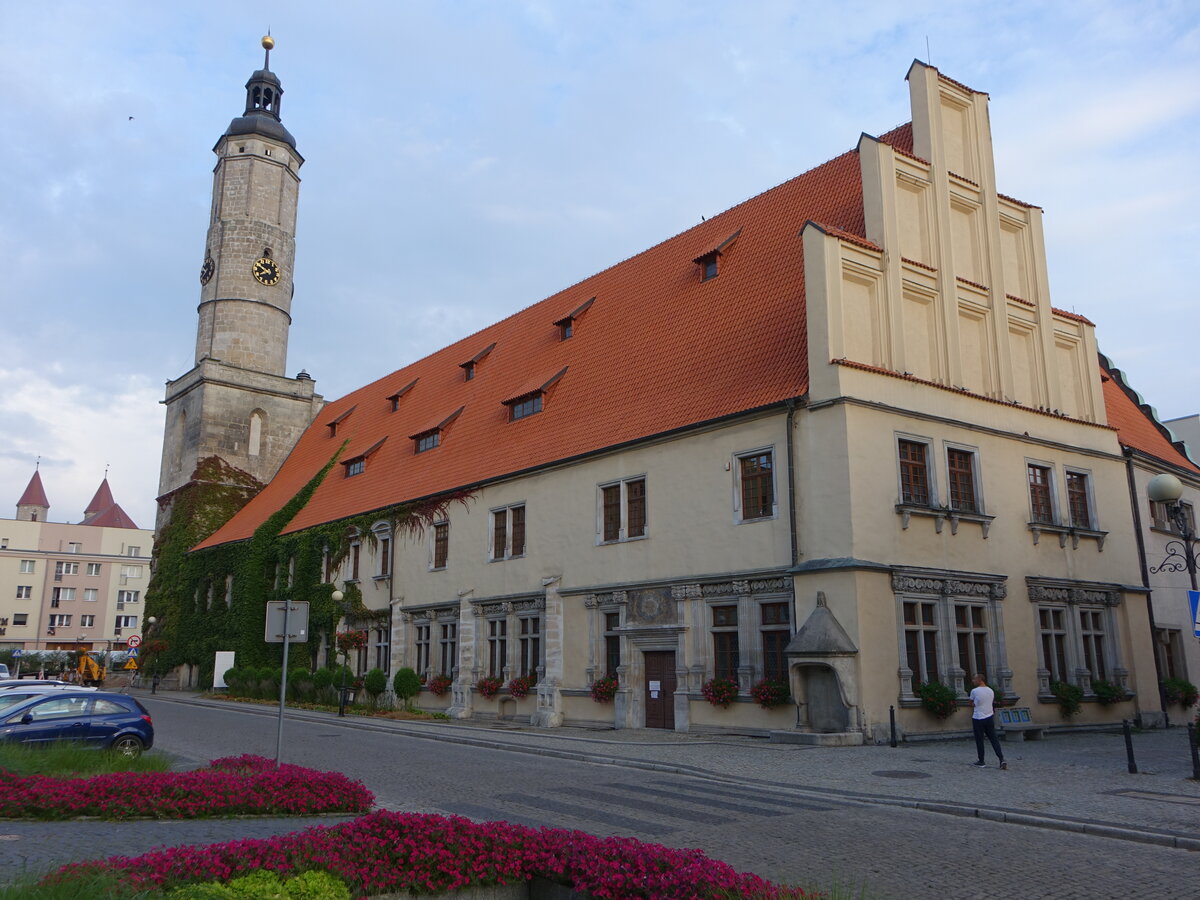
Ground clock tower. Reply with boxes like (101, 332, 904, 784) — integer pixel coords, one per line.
(157, 37, 323, 531)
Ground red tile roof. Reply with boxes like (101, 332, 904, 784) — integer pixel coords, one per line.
(81, 502, 140, 530)
(84, 478, 115, 517)
(1100, 357, 1199, 474)
(16, 470, 49, 509)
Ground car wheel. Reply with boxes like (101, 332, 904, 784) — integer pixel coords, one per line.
(110, 735, 144, 759)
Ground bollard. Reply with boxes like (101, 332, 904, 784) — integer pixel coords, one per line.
(1122, 719, 1138, 774)
(889, 705, 898, 748)
(1188, 723, 1200, 781)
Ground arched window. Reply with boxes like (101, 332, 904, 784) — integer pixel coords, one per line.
(249, 409, 265, 457)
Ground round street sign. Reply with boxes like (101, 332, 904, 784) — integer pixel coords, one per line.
(126, 635, 142, 648)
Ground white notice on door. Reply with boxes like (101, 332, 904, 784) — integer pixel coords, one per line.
(650, 691, 659, 698)
(649, 680, 661, 691)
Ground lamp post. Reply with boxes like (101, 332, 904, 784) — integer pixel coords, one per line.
(1147, 474, 1198, 590)
(331, 590, 347, 717)
(146, 617, 158, 693)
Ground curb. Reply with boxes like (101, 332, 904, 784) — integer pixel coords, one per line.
(142, 693, 1200, 853)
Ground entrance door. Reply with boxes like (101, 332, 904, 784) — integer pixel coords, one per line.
(643, 651, 676, 729)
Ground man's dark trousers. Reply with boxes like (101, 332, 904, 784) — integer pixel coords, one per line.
(973, 715, 1004, 763)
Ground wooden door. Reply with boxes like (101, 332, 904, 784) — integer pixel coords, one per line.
(643, 651, 676, 729)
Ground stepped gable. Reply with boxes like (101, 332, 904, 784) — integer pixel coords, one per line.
(17, 470, 50, 509)
(193, 124, 908, 550)
(1100, 356, 1199, 473)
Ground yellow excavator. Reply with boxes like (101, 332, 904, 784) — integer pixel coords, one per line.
(77, 650, 107, 687)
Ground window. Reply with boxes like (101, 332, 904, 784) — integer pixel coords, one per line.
(487, 619, 507, 678)
(84, 589, 98, 602)
(15, 586, 31, 600)
(80, 615, 95, 627)
(1079, 608, 1107, 680)
(712, 605, 739, 681)
(118, 591, 139, 604)
(604, 612, 622, 677)
(378, 535, 391, 577)
(954, 603, 988, 684)
(13, 614, 27, 626)
(1155, 629, 1184, 681)
(120, 565, 143, 579)
(697, 252, 719, 281)
(1066, 471, 1092, 529)
(518, 615, 541, 680)
(1027, 464, 1055, 524)
(51, 588, 75, 605)
(463, 361, 476, 381)
(946, 448, 978, 513)
(415, 624, 431, 675)
(738, 451, 774, 520)
(86, 563, 102, 576)
(1150, 499, 1196, 534)
(67, 542, 81, 554)
(415, 431, 440, 453)
(345, 458, 365, 477)
(509, 394, 542, 421)
(22, 696, 87, 722)
(48, 614, 72, 628)
(760, 602, 790, 681)
(1038, 608, 1069, 682)
(349, 543, 361, 581)
(127, 546, 141, 557)
(599, 477, 647, 542)
(19, 560, 34, 574)
(490, 505, 525, 560)
(439, 622, 457, 676)
(433, 522, 449, 569)
(902, 600, 940, 685)
(559, 319, 573, 340)
(55, 562, 79, 576)
(898, 439, 931, 505)
(115, 615, 138, 629)
(373, 624, 390, 673)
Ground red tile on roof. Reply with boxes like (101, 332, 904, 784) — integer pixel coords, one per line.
(1051, 308, 1095, 326)
(1101, 360, 1199, 473)
(17, 470, 49, 508)
(81, 502, 139, 530)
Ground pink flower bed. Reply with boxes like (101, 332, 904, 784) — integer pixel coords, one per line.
(0, 755, 373, 821)
(52, 810, 811, 899)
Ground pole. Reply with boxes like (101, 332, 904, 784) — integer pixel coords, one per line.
(1188, 723, 1200, 781)
(1122, 719, 1138, 774)
(889, 705, 898, 748)
(274, 602, 292, 767)
(338, 652, 347, 718)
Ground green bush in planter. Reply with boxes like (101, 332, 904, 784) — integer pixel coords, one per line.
(1051, 680, 1084, 718)
(1091, 678, 1125, 706)
(393, 667, 421, 710)
(1162, 677, 1199, 708)
(914, 681, 958, 719)
(363, 668, 388, 703)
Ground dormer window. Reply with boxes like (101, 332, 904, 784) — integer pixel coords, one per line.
(345, 459, 365, 477)
(460, 342, 497, 382)
(508, 394, 543, 421)
(414, 430, 440, 453)
(326, 404, 356, 438)
(559, 320, 573, 340)
(553, 297, 594, 342)
(409, 407, 464, 452)
(387, 379, 418, 412)
(693, 229, 741, 283)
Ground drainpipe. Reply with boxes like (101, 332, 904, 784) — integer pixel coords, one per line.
(786, 399, 799, 568)
(1124, 448, 1167, 727)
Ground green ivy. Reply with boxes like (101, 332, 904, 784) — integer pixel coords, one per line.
(145, 449, 470, 675)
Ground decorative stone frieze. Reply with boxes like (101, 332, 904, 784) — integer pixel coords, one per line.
(890, 569, 1006, 599)
(1026, 578, 1121, 606)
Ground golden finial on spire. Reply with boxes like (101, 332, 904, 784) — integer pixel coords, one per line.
(261, 34, 275, 50)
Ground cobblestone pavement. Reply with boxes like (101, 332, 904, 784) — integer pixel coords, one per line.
(2, 691, 1196, 898)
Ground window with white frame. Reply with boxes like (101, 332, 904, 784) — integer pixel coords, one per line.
(118, 591, 139, 604)
(599, 477, 647, 542)
(115, 615, 138, 629)
(86, 563, 102, 576)
(84, 589, 98, 602)
(13, 613, 27, 626)
(894, 571, 1008, 700)
(67, 542, 81, 553)
(127, 546, 141, 557)
(490, 505, 526, 560)
(897, 438, 933, 506)
(80, 615, 95, 627)
(120, 564, 143, 578)
(19, 560, 34, 574)
(517, 614, 541, 680)
(736, 449, 775, 521)
(51, 587, 75, 606)
(487, 618, 507, 678)
(1065, 470, 1094, 529)
(946, 446, 980, 513)
(55, 561, 79, 577)
(48, 614, 72, 627)
(15, 586, 31, 600)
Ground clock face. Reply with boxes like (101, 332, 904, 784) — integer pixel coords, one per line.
(253, 257, 281, 286)
(199, 257, 215, 285)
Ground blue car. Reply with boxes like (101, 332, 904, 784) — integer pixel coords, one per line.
(0, 691, 154, 758)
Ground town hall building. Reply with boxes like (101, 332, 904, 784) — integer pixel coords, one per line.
(157, 41, 1198, 742)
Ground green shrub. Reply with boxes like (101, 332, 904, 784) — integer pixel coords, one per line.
(1162, 677, 1199, 708)
(1051, 680, 1084, 718)
(914, 681, 958, 719)
(166, 869, 350, 899)
(363, 668, 388, 702)
(393, 667, 421, 709)
(1091, 678, 1124, 706)
(312, 668, 333, 691)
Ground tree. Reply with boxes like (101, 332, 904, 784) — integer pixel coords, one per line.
(393, 667, 421, 711)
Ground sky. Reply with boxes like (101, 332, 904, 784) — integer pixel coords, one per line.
(1, 1, 1198, 531)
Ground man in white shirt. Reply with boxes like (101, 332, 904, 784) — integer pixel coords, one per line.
(970, 673, 1007, 769)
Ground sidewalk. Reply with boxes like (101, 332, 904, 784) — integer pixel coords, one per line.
(143, 690, 1200, 851)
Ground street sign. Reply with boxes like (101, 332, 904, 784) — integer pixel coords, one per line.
(264, 601, 309, 643)
(1189, 590, 1200, 638)
(127, 647, 140, 658)
(11, 649, 21, 658)
(123, 659, 138, 670)
(126, 635, 142, 648)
